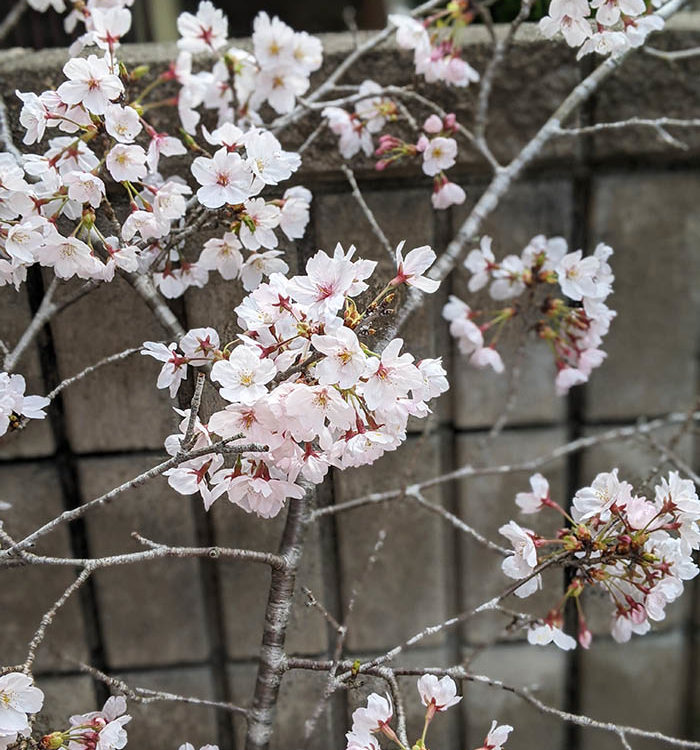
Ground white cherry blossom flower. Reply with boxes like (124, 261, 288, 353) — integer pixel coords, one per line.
(177, 0, 228, 53)
(515, 473, 550, 513)
(191, 150, 255, 208)
(391, 241, 439, 293)
(106, 144, 148, 182)
(0, 673, 44, 733)
(416, 674, 462, 711)
(211, 346, 277, 405)
(527, 623, 577, 650)
(57, 54, 124, 115)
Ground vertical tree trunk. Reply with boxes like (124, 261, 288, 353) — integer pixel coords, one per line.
(245, 483, 314, 750)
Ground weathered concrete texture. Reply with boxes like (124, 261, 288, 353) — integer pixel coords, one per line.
(333, 434, 450, 652)
(464, 642, 568, 749)
(579, 425, 695, 636)
(587, 171, 699, 420)
(229, 661, 336, 750)
(79, 455, 210, 667)
(0, 461, 88, 670)
(593, 15, 700, 158)
(211, 499, 328, 659)
(33, 675, 96, 737)
(0, 287, 54, 458)
(451, 179, 573, 428)
(579, 630, 686, 750)
(49, 276, 178, 452)
(114, 667, 219, 749)
(456, 428, 568, 643)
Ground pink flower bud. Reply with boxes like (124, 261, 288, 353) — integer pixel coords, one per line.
(423, 114, 443, 134)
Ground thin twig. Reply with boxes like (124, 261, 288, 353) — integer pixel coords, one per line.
(46, 346, 145, 401)
(341, 164, 394, 261)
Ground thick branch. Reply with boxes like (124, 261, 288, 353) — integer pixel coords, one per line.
(245, 482, 315, 750)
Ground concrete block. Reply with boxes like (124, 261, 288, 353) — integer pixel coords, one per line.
(50, 276, 177, 453)
(79, 455, 209, 667)
(587, 172, 699, 420)
(115, 666, 218, 750)
(0, 462, 88, 670)
(464, 641, 567, 749)
(34, 675, 97, 736)
(579, 631, 685, 750)
(333, 435, 450, 652)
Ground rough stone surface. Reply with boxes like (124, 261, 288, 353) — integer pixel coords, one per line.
(464, 642, 568, 749)
(79, 455, 209, 667)
(579, 631, 686, 750)
(333, 435, 450, 652)
(114, 667, 218, 749)
(587, 172, 699, 420)
(49, 277, 177, 453)
(0, 462, 88, 670)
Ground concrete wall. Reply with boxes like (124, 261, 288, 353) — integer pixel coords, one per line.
(0, 18, 699, 750)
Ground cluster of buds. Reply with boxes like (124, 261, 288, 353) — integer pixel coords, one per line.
(375, 114, 466, 210)
(538, 0, 665, 57)
(443, 234, 616, 394)
(390, 3, 481, 87)
(143, 241, 449, 518)
(500, 469, 700, 648)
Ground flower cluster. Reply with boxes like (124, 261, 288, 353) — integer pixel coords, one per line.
(538, 0, 664, 58)
(143, 242, 448, 518)
(323, 81, 398, 160)
(174, 4, 322, 126)
(0, 672, 44, 750)
(501, 469, 700, 649)
(390, 5, 480, 87)
(0, 372, 50, 437)
(443, 235, 616, 393)
(5, 3, 314, 299)
(346, 678, 508, 750)
(375, 114, 466, 210)
(40, 696, 131, 750)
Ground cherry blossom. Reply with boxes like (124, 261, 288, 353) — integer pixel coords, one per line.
(417, 674, 462, 712)
(390, 241, 440, 293)
(57, 54, 124, 115)
(0, 372, 50, 436)
(0, 673, 44, 734)
(177, 0, 228, 53)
